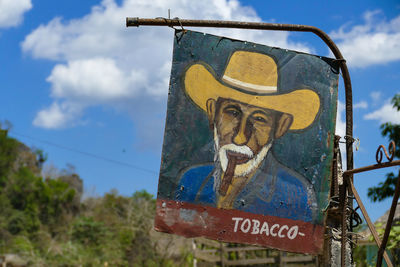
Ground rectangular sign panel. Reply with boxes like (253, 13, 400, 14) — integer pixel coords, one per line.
(155, 30, 338, 254)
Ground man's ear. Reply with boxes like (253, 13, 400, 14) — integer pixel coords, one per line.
(206, 98, 216, 129)
(275, 113, 293, 139)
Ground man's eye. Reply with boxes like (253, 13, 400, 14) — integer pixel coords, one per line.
(253, 116, 267, 123)
(225, 109, 240, 117)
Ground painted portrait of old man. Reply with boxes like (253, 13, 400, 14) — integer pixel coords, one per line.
(155, 30, 338, 254)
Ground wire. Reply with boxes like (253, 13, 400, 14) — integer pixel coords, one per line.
(10, 131, 158, 175)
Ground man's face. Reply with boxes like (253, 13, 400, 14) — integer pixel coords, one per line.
(206, 97, 293, 176)
(215, 98, 276, 155)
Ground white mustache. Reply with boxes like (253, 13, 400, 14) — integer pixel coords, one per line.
(218, 144, 254, 174)
(219, 144, 254, 158)
(214, 126, 271, 177)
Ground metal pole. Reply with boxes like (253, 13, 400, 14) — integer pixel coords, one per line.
(127, 18, 344, 60)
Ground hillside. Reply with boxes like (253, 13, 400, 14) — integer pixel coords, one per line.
(0, 127, 191, 266)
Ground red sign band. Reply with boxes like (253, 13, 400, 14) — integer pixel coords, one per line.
(155, 199, 324, 255)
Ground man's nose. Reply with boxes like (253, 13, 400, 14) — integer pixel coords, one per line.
(233, 117, 251, 146)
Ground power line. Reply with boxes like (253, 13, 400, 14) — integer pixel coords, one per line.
(10, 131, 159, 175)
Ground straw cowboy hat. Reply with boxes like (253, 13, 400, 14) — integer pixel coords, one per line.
(184, 50, 320, 130)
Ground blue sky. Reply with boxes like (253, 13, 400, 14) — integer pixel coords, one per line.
(1, 0, 399, 222)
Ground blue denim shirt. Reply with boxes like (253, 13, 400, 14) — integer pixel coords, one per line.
(175, 152, 316, 223)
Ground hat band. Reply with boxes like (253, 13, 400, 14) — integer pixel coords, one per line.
(222, 75, 277, 94)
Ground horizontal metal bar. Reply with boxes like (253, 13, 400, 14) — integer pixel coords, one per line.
(343, 160, 400, 176)
(126, 18, 345, 60)
(127, 18, 324, 33)
(126, 17, 320, 31)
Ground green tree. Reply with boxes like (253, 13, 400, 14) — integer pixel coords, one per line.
(0, 128, 19, 186)
(0, 127, 80, 244)
(0, 126, 189, 266)
(368, 93, 400, 202)
(71, 216, 108, 246)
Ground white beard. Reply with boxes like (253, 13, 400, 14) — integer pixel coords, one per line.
(214, 127, 271, 177)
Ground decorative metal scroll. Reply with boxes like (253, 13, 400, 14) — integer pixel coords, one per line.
(376, 141, 395, 163)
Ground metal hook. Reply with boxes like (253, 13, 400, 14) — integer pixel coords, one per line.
(172, 17, 186, 32)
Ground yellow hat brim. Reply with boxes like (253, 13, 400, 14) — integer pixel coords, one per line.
(184, 64, 320, 130)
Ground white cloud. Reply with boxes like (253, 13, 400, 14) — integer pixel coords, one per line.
(370, 91, 382, 104)
(335, 101, 346, 160)
(22, 0, 312, 147)
(33, 102, 82, 129)
(354, 101, 368, 109)
(47, 58, 144, 103)
(0, 0, 32, 28)
(336, 101, 346, 138)
(364, 98, 400, 124)
(331, 10, 400, 68)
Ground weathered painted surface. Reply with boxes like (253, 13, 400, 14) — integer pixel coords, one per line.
(155, 30, 339, 255)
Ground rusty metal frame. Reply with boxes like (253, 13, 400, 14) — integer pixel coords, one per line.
(343, 142, 400, 267)
(125, 17, 365, 266)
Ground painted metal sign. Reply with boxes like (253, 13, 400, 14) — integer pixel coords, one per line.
(155, 30, 338, 255)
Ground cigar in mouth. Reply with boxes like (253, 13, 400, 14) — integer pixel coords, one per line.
(219, 155, 237, 196)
